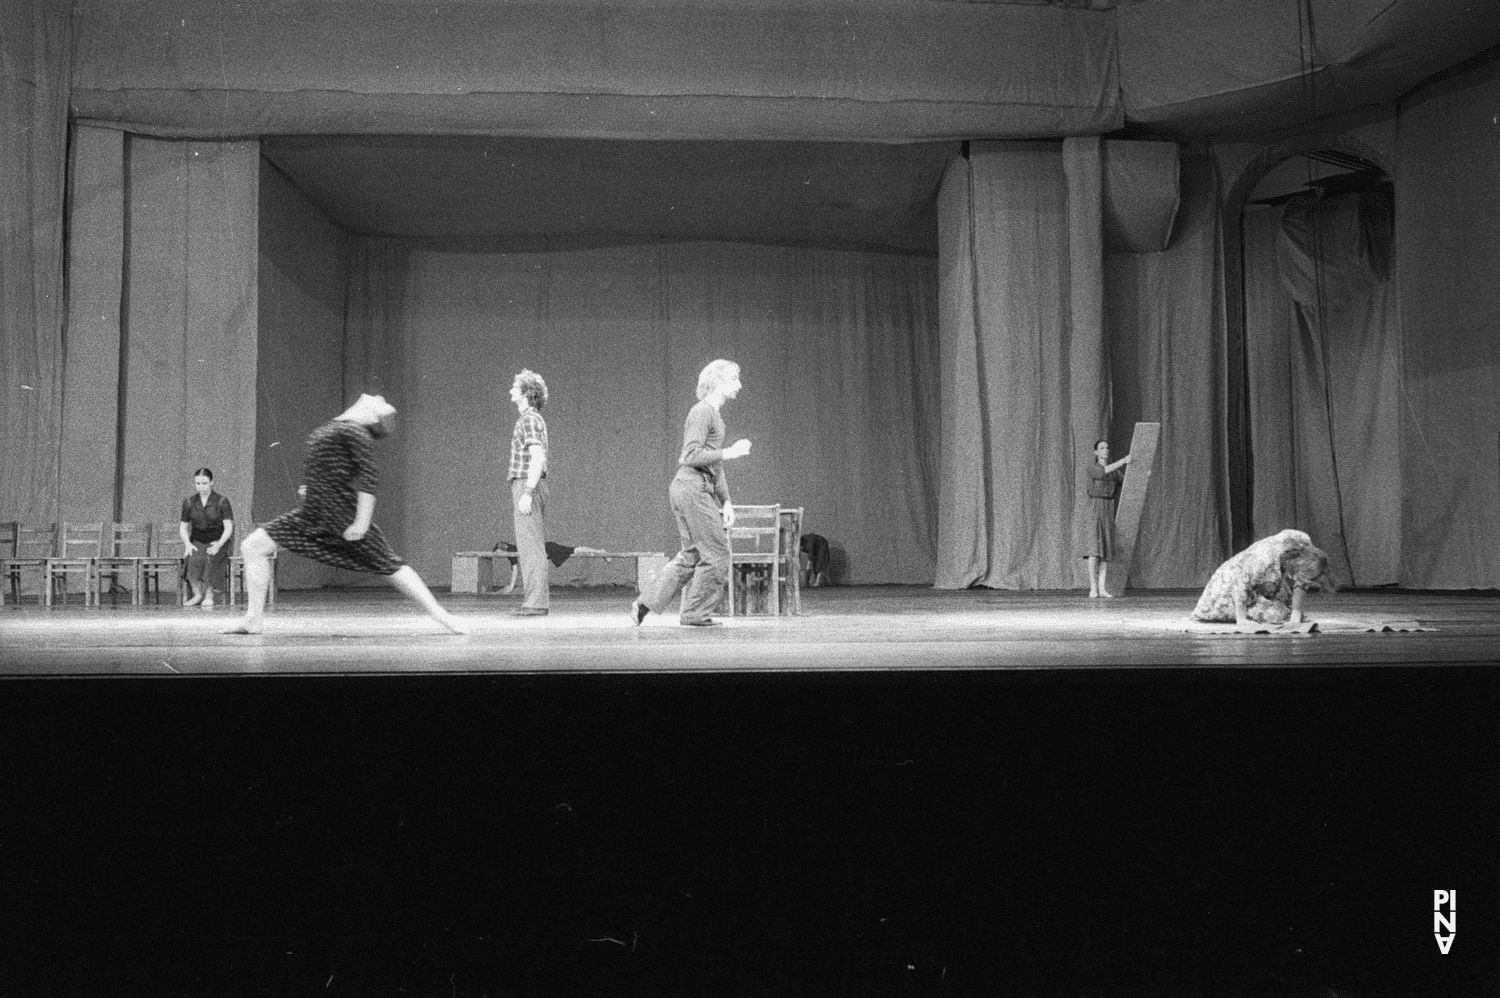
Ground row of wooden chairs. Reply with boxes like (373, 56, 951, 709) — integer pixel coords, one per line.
(1, 522, 275, 608)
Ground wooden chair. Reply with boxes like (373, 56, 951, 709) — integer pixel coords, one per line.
(777, 507, 804, 616)
(0, 521, 16, 606)
(95, 523, 152, 606)
(3, 522, 56, 606)
(140, 522, 186, 605)
(726, 504, 781, 616)
(44, 522, 104, 607)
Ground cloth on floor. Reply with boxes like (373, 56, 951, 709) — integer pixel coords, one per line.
(1148, 616, 1429, 635)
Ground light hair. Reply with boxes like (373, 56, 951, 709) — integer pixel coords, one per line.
(696, 359, 739, 400)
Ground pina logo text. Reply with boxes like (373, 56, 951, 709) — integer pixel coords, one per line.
(1434, 890, 1456, 954)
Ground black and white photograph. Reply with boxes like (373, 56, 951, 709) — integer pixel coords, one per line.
(3, 1, 1498, 995)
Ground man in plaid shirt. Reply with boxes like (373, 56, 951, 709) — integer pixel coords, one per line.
(507, 369, 550, 616)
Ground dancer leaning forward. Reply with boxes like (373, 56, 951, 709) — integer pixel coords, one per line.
(225, 394, 469, 636)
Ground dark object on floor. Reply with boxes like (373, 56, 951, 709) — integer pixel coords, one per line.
(800, 532, 830, 586)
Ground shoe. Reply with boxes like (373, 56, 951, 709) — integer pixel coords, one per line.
(629, 600, 649, 626)
(511, 607, 549, 617)
(201, 594, 215, 609)
(681, 618, 721, 627)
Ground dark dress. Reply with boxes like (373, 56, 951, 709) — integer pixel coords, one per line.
(181, 491, 233, 590)
(1082, 461, 1122, 560)
(264, 420, 406, 575)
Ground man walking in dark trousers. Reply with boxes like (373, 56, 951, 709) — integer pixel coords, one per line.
(631, 359, 752, 627)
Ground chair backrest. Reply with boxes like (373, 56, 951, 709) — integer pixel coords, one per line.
(110, 523, 152, 558)
(778, 507, 803, 561)
(151, 522, 184, 558)
(729, 504, 781, 555)
(58, 522, 105, 559)
(14, 522, 57, 559)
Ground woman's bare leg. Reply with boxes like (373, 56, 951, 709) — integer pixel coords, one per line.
(387, 566, 470, 634)
(223, 529, 276, 634)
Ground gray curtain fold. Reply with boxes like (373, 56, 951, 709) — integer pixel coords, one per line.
(118, 137, 261, 531)
(0, 0, 71, 523)
(69, 0, 1120, 142)
(935, 141, 1086, 589)
(1103, 153, 1230, 588)
(1394, 53, 1500, 589)
(254, 236, 943, 587)
(59, 125, 125, 525)
(935, 138, 1220, 591)
(1242, 189, 1400, 587)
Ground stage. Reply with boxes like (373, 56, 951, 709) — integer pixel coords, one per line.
(3, 586, 1497, 997)
(3, 585, 1499, 674)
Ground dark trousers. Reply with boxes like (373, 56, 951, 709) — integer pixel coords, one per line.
(510, 478, 549, 610)
(184, 541, 229, 592)
(644, 479, 729, 623)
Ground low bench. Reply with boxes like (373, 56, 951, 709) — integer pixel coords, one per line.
(451, 550, 668, 595)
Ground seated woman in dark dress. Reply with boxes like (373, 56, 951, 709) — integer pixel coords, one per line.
(179, 468, 233, 609)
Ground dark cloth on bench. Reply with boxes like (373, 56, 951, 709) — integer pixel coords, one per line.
(492, 540, 575, 568)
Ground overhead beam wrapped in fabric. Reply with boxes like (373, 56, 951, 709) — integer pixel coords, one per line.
(1119, 0, 1500, 136)
(69, 0, 1121, 141)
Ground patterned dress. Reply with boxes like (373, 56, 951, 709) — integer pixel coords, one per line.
(1191, 529, 1312, 624)
(264, 419, 406, 575)
(1082, 461, 1122, 560)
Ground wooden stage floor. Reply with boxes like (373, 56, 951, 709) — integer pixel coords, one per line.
(3, 584, 1498, 674)
(5, 586, 1498, 996)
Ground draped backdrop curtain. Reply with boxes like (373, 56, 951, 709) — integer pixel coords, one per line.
(936, 141, 1229, 590)
(0, 0, 71, 523)
(250, 227, 943, 587)
(935, 142, 1094, 589)
(1103, 153, 1232, 589)
(35, 126, 262, 543)
(1242, 190, 1400, 587)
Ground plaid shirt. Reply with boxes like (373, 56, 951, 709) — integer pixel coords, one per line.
(508, 408, 548, 481)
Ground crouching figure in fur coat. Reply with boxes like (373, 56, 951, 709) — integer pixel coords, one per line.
(1192, 529, 1337, 626)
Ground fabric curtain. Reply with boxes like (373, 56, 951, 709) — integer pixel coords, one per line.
(273, 240, 942, 587)
(1102, 153, 1231, 588)
(118, 137, 261, 534)
(1119, 0, 1500, 135)
(935, 140, 1222, 590)
(0, 0, 71, 523)
(935, 142, 1085, 589)
(59, 126, 126, 525)
(1242, 190, 1400, 587)
(1393, 56, 1500, 589)
(68, 0, 1120, 142)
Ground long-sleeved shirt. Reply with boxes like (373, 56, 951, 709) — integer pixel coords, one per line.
(673, 399, 731, 505)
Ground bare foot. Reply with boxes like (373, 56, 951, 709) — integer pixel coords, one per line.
(1100, 591, 1115, 598)
(223, 617, 263, 635)
(1088, 591, 1099, 599)
(437, 614, 471, 635)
